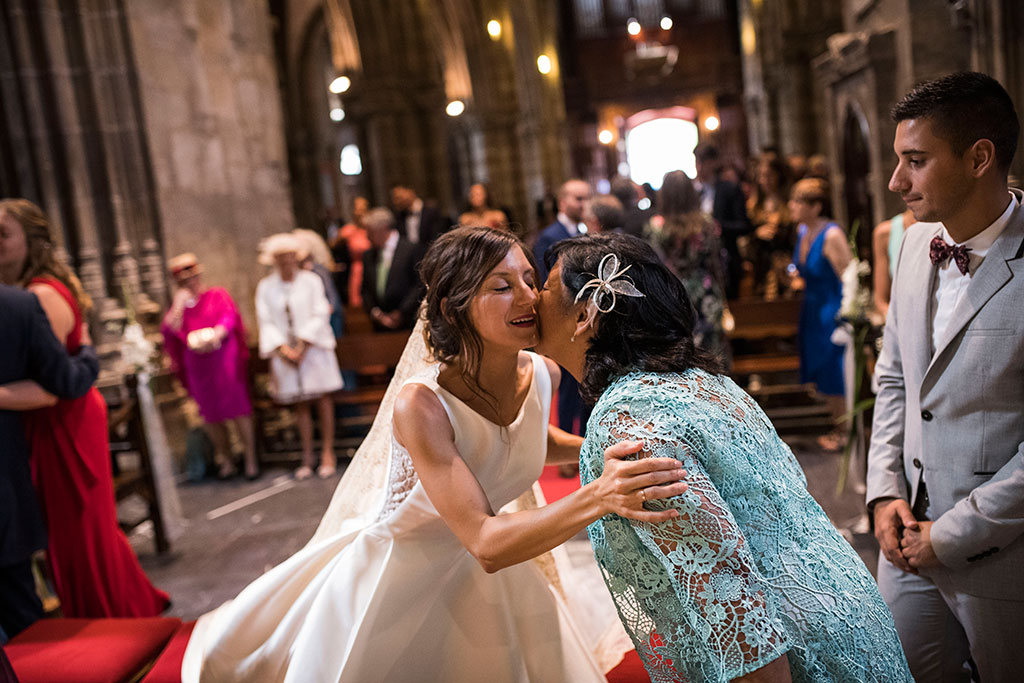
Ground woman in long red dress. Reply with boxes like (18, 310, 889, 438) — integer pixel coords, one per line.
(0, 199, 168, 618)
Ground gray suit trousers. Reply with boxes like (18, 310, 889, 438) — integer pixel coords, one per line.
(878, 553, 1024, 682)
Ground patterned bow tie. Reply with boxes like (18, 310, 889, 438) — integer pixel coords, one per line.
(929, 236, 972, 275)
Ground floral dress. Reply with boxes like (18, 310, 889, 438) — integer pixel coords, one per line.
(649, 214, 728, 362)
(580, 369, 912, 682)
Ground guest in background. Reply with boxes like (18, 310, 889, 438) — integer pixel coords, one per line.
(806, 154, 830, 180)
(647, 170, 729, 363)
(789, 178, 852, 451)
(361, 207, 424, 332)
(0, 198, 169, 619)
(331, 196, 370, 308)
(458, 183, 508, 230)
(694, 143, 752, 299)
(0, 284, 99, 639)
(390, 182, 452, 247)
(256, 233, 343, 480)
(747, 155, 795, 299)
(584, 194, 625, 235)
(533, 179, 593, 441)
(609, 176, 649, 238)
(293, 228, 345, 338)
(162, 253, 257, 480)
(871, 209, 917, 321)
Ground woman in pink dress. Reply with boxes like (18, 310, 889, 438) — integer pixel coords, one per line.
(0, 198, 169, 618)
(162, 253, 257, 479)
(332, 197, 371, 308)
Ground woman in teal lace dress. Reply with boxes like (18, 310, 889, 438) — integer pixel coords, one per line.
(535, 233, 911, 683)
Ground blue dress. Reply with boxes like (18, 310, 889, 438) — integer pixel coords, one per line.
(794, 223, 844, 396)
(581, 370, 912, 683)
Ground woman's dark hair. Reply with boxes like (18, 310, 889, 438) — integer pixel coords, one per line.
(418, 225, 535, 400)
(0, 198, 92, 313)
(545, 233, 723, 402)
(892, 71, 1019, 172)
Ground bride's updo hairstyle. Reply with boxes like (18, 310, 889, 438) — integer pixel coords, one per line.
(546, 233, 722, 402)
(419, 225, 536, 390)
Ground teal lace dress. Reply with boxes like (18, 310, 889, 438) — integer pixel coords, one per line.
(581, 370, 912, 682)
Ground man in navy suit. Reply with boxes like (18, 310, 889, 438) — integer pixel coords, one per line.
(533, 179, 592, 284)
(534, 179, 593, 437)
(0, 284, 99, 640)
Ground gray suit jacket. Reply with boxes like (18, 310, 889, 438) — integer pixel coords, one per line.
(867, 189, 1024, 600)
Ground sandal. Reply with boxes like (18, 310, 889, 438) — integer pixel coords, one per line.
(816, 431, 847, 453)
(317, 463, 337, 479)
(294, 465, 314, 481)
(216, 461, 238, 480)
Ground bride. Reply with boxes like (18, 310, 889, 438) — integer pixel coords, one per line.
(183, 226, 688, 682)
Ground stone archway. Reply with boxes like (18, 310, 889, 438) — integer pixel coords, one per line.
(841, 103, 874, 257)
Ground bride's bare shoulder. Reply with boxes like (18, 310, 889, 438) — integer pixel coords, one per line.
(394, 383, 454, 444)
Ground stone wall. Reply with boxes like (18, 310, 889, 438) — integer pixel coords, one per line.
(126, 0, 296, 331)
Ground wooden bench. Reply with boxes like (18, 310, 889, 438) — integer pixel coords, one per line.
(105, 374, 170, 555)
(250, 328, 411, 462)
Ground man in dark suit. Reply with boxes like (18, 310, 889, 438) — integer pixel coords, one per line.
(533, 179, 592, 284)
(0, 285, 99, 640)
(534, 179, 593, 440)
(390, 183, 452, 247)
(694, 143, 753, 299)
(361, 207, 425, 331)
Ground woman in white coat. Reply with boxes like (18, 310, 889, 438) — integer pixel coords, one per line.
(256, 233, 343, 479)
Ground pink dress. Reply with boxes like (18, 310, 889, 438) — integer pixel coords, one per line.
(162, 288, 252, 422)
(338, 223, 370, 308)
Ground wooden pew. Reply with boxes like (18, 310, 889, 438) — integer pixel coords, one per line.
(105, 374, 170, 555)
(249, 328, 411, 462)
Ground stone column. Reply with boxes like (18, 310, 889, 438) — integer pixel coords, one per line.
(80, 0, 164, 313)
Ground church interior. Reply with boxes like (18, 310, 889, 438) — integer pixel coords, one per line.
(1, 0, 1022, 680)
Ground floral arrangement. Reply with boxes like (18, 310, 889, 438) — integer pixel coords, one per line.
(118, 282, 157, 375)
(834, 220, 877, 494)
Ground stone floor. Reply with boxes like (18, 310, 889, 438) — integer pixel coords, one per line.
(128, 434, 877, 621)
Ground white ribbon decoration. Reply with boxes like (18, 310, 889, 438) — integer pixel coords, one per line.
(573, 253, 645, 329)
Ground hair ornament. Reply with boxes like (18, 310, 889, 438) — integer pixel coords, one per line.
(574, 253, 644, 328)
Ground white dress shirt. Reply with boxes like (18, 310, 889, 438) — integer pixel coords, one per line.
(931, 193, 1017, 353)
(557, 211, 584, 236)
(405, 198, 423, 244)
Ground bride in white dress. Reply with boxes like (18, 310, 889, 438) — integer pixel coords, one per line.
(182, 226, 688, 682)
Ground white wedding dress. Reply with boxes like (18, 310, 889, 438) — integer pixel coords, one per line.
(182, 350, 611, 682)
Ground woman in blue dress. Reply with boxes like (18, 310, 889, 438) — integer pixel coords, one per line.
(534, 233, 911, 682)
(789, 178, 853, 451)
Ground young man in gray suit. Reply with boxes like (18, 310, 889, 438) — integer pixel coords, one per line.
(868, 71, 1024, 681)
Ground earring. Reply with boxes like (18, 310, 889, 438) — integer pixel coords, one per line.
(570, 332, 577, 343)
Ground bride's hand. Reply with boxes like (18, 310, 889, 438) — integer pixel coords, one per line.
(594, 440, 687, 523)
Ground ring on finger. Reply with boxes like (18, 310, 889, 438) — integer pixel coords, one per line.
(640, 488, 647, 503)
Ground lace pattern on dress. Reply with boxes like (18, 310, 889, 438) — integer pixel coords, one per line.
(582, 369, 912, 683)
(376, 433, 420, 522)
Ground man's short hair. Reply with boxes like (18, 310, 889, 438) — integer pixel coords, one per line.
(590, 194, 624, 232)
(363, 207, 396, 231)
(558, 178, 589, 200)
(693, 143, 720, 163)
(891, 71, 1019, 171)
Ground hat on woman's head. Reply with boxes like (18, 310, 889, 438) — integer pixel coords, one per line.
(168, 252, 203, 276)
(291, 228, 334, 269)
(258, 233, 309, 265)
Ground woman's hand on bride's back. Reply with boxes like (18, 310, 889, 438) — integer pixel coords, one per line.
(595, 440, 687, 523)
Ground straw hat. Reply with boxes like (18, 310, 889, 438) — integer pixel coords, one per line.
(167, 252, 203, 277)
(258, 233, 308, 265)
(291, 228, 335, 269)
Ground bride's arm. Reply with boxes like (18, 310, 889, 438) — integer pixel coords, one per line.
(394, 383, 688, 574)
(0, 380, 58, 410)
(540, 355, 585, 465)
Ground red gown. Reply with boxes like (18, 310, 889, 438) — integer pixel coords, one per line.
(24, 277, 169, 618)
